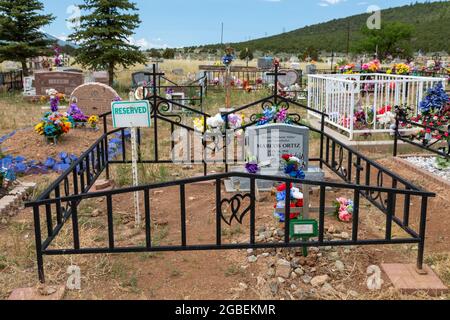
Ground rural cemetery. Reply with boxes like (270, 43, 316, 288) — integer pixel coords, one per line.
(0, 0, 449, 302)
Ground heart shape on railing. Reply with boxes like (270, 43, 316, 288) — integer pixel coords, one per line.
(220, 194, 252, 226)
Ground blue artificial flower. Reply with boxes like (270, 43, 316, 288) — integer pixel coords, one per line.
(276, 191, 286, 202)
(44, 157, 56, 168)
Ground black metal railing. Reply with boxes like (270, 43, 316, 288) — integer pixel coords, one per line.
(393, 107, 450, 159)
(26, 172, 433, 283)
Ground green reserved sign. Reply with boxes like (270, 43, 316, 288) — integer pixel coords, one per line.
(112, 100, 151, 128)
(290, 219, 319, 239)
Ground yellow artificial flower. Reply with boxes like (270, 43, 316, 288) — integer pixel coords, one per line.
(34, 122, 44, 135)
(193, 117, 205, 132)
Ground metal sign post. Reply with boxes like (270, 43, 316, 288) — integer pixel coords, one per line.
(112, 99, 151, 227)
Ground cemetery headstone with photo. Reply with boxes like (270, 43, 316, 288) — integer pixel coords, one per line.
(70, 83, 120, 116)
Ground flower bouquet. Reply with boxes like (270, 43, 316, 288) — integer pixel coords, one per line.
(254, 105, 294, 126)
(222, 47, 235, 66)
(281, 154, 306, 179)
(68, 100, 88, 127)
(273, 182, 304, 222)
(333, 197, 353, 222)
(88, 115, 99, 131)
(361, 59, 381, 73)
(387, 63, 410, 75)
(0, 161, 16, 191)
(35, 112, 74, 143)
(376, 105, 396, 129)
(338, 63, 355, 74)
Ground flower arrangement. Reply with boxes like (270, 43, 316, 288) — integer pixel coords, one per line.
(333, 197, 353, 222)
(222, 47, 235, 66)
(281, 154, 306, 179)
(35, 112, 74, 141)
(376, 105, 396, 127)
(419, 82, 449, 114)
(245, 156, 260, 174)
(387, 63, 410, 75)
(0, 160, 16, 190)
(338, 63, 355, 74)
(274, 182, 303, 222)
(193, 113, 245, 135)
(361, 59, 381, 73)
(88, 115, 99, 130)
(254, 105, 294, 126)
(68, 100, 88, 125)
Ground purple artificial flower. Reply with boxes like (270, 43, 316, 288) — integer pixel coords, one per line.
(50, 96, 59, 112)
(276, 108, 288, 123)
(114, 96, 122, 102)
(245, 163, 260, 174)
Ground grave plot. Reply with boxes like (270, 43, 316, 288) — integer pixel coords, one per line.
(21, 65, 448, 300)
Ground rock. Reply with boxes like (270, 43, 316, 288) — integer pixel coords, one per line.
(261, 253, 270, 258)
(256, 276, 266, 287)
(91, 209, 102, 217)
(269, 281, 279, 295)
(246, 249, 254, 256)
(335, 260, 345, 272)
(239, 283, 248, 290)
(310, 275, 329, 287)
(324, 246, 333, 251)
(257, 226, 266, 233)
(248, 255, 258, 263)
(347, 290, 359, 298)
(276, 230, 285, 238)
(267, 268, 275, 277)
(277, 277, 286, 284)
(154, 219, 169, 226)
(327, 225, 337, 233)
(301, 275, 312, 284)
(256, 235, 266, 242)
(328, 252, 340, 260)
(338, 232, 350, 240)
(290, 284, 297, 290)
(320, 283, 336, 296)
(275, 259, 292, 279)
(293, 288, 305, 299)
(188, 197, 196, 201)
(294, 268, 304, 276)
(290, 272, 297, 279)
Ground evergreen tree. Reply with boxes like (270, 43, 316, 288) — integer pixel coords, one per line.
(239, 48, 254, 61)
(68, 0, 147, 86)
(0, 0, 55, 76)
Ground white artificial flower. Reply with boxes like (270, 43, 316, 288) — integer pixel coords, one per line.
(206, 113, 225, 128)
(289, 156, 301, 163)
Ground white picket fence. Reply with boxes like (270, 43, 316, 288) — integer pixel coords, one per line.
(307, 73, 447, 139)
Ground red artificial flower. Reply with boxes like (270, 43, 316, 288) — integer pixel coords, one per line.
(277, 183, 293, 192)
(445, 132, 449, 137)
(426, 128, 432, 134)
(296, 199, 304, 207)
(282, 154, 292, 161)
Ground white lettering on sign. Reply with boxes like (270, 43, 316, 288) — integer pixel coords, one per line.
(294, 224, 313, 235)
(112, 100, 151, 128)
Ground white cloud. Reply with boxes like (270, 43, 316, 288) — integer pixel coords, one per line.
(318, 0, 346, 7)
(127, 36, 169, 49)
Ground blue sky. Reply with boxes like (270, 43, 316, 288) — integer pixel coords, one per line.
(41, 0, 438, 48)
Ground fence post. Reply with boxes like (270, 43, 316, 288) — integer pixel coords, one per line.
(319, 113, 325, 169)
(417, 196, 429, 272)
(32, 205, 45, 283)
(393, 108, 400, 157)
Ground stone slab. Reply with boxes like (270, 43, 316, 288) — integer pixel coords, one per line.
(70, 82, 119, 116)
(8, 286, 65, 300)
(35, 71, 83, 96)
(381, 264, 448, 296)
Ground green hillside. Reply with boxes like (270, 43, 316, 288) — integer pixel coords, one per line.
(196, 2, 450, 54)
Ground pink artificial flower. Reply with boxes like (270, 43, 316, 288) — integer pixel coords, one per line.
(339, 211, 352, 222)
(336, 197, 347, 205)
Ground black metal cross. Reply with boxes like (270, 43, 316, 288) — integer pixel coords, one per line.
(267, 63, 287, 98)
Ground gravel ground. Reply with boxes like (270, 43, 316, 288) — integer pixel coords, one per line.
(405, 156, 450, 181)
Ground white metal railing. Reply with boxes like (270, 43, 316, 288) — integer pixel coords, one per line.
(307, 73, 447, 140)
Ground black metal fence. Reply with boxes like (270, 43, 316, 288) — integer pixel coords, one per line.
(25, 65, 435, 283)
(393, 107, 450, 159)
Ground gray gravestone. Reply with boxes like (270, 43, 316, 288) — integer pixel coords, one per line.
(305, 64, 317, 75)
(132, 72, 152, 87)
(225, 123, 321, 192)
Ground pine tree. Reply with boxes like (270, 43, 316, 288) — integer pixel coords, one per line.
(68, 0, 147, 86)
(0, 0, 55, 76)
